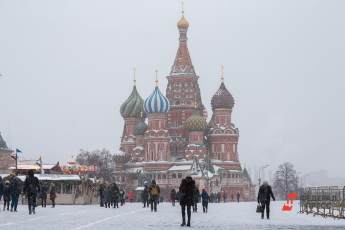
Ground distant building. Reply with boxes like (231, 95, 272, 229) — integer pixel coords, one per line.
(0, 132, 14, 174)
(114, 12, 255, 201)
(8, 160, 63, 175)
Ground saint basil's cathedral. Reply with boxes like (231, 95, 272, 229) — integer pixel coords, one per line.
(114, 11, 255, 201)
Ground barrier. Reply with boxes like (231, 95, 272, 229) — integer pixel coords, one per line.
(300, 186, 345, 219)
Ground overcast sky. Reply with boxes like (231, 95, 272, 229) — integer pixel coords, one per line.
(0, 0, 344, 178)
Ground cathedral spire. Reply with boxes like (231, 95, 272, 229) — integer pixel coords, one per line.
(170, 6, 195, 76)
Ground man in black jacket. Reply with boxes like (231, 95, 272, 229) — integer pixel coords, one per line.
(23, 170, 40, 215)
(179, 176, 196, 227)
(257, 181, 275, 219)
(10, 173, 22, 212)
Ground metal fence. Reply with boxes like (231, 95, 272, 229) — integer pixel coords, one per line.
(300, 186, 345, 219)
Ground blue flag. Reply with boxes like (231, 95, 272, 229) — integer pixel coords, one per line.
(16, 148, 22, 154)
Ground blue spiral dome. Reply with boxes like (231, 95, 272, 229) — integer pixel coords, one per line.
(144, 86, 170, 114)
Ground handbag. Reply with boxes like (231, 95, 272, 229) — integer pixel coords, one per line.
(256, 204, 263, 213)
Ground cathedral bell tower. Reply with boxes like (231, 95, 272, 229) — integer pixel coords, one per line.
(166, 9, 205, 158)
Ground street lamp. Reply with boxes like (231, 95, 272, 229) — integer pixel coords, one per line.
(258, 164, 269, 187)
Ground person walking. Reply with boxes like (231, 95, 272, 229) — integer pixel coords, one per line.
(3, 180, 11, 211)
(192, 187, 200, 213)
(236, 192, 241, 203)
(10, 173, 21, 212)
(201, 189, 210, 213)
(141, 182, 149, 208)
(111, 183, 120, 208)
(170, 188, 177, 207)
(0, 176, 3, 203)
(257, 181, 275, 220)
(23, 170, 40, 215)
(98, 183, 105, 207)
(49, 183, 56, 208)
(179, 176, 196, 227)
(148, 180, 160, 212)
(40, 183, 48, 208)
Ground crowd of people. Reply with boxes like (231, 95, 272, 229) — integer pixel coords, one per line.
(2, 170, 276, 226)
(98, 182, 126, 208)
(0, 170, 57, 215)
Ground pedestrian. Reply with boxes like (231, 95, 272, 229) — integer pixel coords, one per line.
(98, 183, 105, 207)
(192, 186, 200, 213)
(23, 170, 40, 215)
(231, 193, 234, 202)
(223, 192, 227, 203)
(201, 189, 210, 213)
(3, 180, 11, 211)
(111, 183, 120, 208)
(40, 183, 48, 208)
(170, 188, 177, 206)
(148, 180, 160, 212)
(104, 184, 112, 208)
(119, 189, 125, 206)
(257, 181, 275, 219)
(49, 183, 56, 208)
(179, 176, 195, 227)
(236, 192, 241, 203)
(141, 182, 149, 208)
(217, 192, 221, 203)
(0, 176, 3, 203)
(10, 173, 22, 212)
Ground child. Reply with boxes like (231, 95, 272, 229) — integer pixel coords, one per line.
(201, 189, 210, 213)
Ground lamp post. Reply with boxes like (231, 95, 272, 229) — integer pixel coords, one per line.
(258, 164, 269, 187)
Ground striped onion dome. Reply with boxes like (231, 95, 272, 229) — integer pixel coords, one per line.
(184, 112, 207, 132)
(144, 87, 170, 114)
(120, 86, 145, 118)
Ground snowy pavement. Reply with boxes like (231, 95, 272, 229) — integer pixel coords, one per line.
(0, 201, 344, 230)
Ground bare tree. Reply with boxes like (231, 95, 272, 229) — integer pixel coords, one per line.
(76, 148, 114, 181)
(273, 162, 299, 200)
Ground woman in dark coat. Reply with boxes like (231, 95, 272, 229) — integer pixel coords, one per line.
(3, 180, 11, 211)
(49, 183, 57, 208)
(170, 188, 177, 206)
(179, 176, 196, 227)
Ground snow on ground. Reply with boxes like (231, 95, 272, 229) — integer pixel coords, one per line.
(0, 201, 344, 230)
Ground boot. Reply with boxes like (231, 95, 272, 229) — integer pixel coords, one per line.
(181, 217, 186, 226)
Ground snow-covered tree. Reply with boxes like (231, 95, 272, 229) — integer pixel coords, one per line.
(273, 162, 299, 200)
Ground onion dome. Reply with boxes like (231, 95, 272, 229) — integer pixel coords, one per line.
(177, 15, 189, 29)
(184, 112, 207, 132)
(211, 82, 235, 110)
(120, 86, 145, 118)
(133, 121, 148, 136)
(144, 87, 170, 114)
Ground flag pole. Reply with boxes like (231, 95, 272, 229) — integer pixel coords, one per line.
(15, 150, 18, 173)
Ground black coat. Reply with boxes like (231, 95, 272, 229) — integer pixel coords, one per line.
(23, 175, 40, 196)
(201, 191, 210, 203)
(0, 178, 3, 195)
(10, 176, 22, 196)
(257, 184, 275, 203)
(179, 178, 196, 206)
(3, 183, 11, 201)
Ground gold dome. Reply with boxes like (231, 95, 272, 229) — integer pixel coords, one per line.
(177, 15, 189, 28)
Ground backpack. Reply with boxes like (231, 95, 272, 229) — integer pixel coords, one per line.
(151, 186, 159, 196)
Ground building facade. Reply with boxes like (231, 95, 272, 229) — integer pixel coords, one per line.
(0, 132, 14, 174)
(114, 13, 255, 201)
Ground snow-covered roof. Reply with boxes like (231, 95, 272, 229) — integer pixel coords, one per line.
(35, 174, 81, 181)
(0, 174, 80, 182)
(126, 167, 144, 173)
(168, 165, 191, 171)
